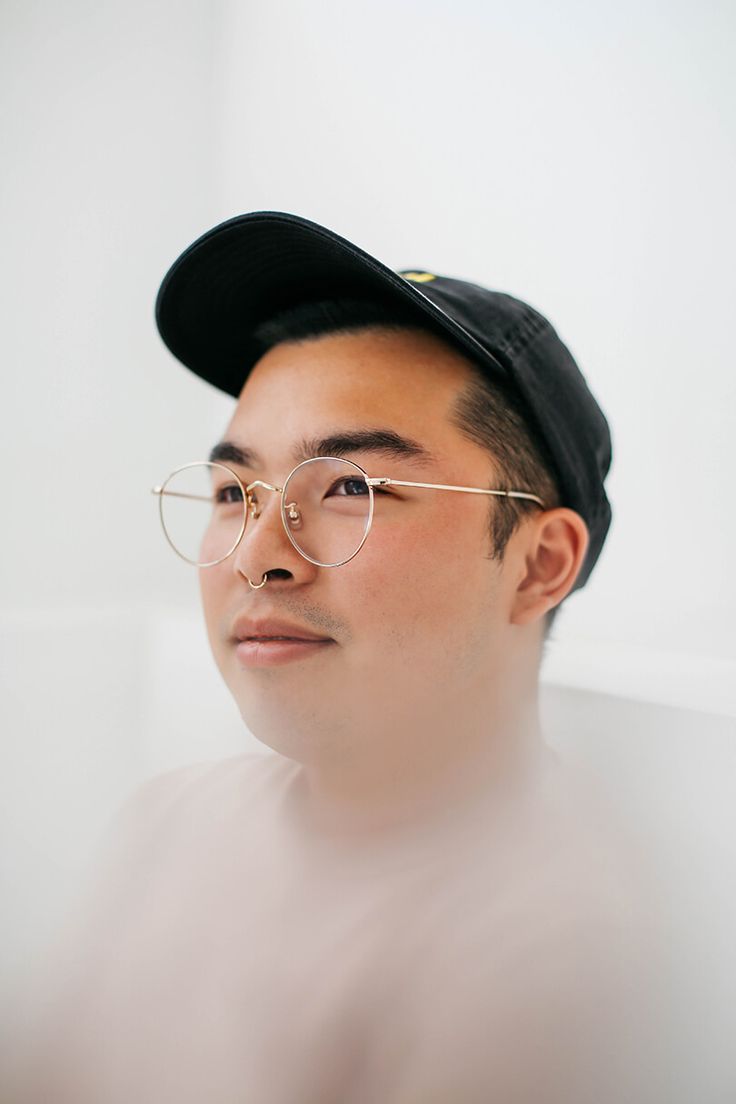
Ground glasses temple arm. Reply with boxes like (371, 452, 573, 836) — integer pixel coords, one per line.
(151, 488, 215, 502)
(366, 478, 545, 508)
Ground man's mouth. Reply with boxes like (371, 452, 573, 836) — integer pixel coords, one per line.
(231, 617, 336, 667)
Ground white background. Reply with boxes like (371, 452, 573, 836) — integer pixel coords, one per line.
(1, 0, 735, 1085)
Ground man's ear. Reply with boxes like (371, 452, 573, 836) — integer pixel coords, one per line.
(509, 509, 589, 627)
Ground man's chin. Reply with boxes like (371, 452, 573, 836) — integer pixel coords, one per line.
(232, 691, 356, 767)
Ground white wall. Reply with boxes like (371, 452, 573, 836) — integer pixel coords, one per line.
(213, 0, 736, 679)
(2, 0, 735, 1045)
(1, 0, 233, 1005)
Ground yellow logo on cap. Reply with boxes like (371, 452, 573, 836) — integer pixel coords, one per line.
(401, 271, 436, 283)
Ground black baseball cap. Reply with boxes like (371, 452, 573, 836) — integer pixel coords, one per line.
(155, 211, 612, 591)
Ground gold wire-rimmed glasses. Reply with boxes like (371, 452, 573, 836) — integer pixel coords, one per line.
(151, 456, 546, 569)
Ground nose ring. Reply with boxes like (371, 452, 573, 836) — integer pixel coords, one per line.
(247, 574, 269, 590)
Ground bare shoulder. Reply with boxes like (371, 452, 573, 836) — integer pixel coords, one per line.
(108, 750, 291, 842)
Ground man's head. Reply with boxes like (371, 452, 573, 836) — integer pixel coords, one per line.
(154, 212, 610, 775)
(196, 311, 588, 767)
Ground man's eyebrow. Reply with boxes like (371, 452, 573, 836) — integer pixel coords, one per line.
(208, 430, 435, 471)
(208, 441, 261, 469)
(293, 429, 436, 465)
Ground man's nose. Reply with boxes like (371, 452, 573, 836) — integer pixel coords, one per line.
(231, 488, 316, 584)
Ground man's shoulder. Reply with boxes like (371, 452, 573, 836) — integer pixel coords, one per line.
(131, 750, 289, 808)
(106, 751, 297, 856)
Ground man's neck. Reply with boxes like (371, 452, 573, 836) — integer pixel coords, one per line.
(292, 694, 548, 843)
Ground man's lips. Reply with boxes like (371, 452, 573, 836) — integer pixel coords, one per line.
(231, 617, 335, 667)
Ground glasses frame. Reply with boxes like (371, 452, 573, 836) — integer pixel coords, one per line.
(151, 456, 546, 569)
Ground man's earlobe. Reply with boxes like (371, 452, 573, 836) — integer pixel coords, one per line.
(510, 509, 589, 627)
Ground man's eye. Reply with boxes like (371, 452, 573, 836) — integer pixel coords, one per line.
(328, 477, 370, 497)
(215, 484, 244, 505)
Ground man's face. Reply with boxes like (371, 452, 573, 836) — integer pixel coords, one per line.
(200, 327, 535, 767)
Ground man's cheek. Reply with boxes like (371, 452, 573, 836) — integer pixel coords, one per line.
(371, 516, 441, 572)
(354, 530, 454, 637)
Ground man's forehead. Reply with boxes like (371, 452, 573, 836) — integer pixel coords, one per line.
(242, 328, 476, 397)
(215, 329, 482, 473)
(232, 329, 475, 431)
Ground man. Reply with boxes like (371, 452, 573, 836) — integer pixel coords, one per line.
(11, 213, 667, 1102)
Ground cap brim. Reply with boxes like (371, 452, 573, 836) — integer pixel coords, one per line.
(155, 211, 506, 397)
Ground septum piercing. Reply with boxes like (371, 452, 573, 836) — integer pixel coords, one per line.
(247, 574, 269, 590)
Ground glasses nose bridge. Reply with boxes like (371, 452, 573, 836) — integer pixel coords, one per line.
(230, 475, 299, 576)
(245, 478, 283, 519)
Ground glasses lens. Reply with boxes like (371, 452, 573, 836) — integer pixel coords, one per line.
(159, 462, 246, 566)
(281, 457, 373, 567)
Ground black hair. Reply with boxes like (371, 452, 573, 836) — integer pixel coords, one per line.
(252, 299, 564, 640)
